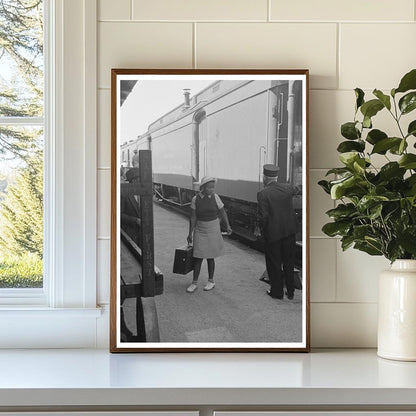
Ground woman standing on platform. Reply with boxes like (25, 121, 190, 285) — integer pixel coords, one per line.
(186, 176, 232, 293)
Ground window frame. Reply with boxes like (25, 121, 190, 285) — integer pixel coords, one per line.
(0, 1, 48, 304)
(0, 0, 100, 348)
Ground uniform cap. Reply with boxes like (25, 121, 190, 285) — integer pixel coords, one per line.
(263, 164, 280, 177)
(199, 176, 217, 189)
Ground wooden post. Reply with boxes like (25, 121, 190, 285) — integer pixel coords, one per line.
(139, 150, 155, 297)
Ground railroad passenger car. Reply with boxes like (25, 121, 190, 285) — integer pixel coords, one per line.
(121, 80, 304, 261)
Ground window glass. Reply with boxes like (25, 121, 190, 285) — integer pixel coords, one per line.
(0, 0, 44, 289)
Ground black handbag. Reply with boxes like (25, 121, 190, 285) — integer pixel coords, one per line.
(173, 245, 194, 275)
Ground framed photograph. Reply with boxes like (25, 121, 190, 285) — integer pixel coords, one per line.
(110, 69, 310, 352)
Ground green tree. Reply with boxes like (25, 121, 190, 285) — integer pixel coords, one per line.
(0, 0, 43, 284)
(0, 0, 43, 162)
(0, 152, 43, 257)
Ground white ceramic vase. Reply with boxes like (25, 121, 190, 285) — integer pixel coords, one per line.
(378, 259, 416, 361)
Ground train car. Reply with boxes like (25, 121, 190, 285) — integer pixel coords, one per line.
(120, 139, 138, 167)
(128, 80, 304, 263)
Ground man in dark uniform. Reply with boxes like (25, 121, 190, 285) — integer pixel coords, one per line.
(120, 167, 141, 246)
(257, 164, 297, 300)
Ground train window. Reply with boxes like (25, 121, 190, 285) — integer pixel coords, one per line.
(0, 0, 44, 292)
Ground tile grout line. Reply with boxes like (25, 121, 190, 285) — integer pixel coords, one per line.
(97, 19, 415, 24)
(267, 0, 271, 22)
(309, 236, 338, 239)
(97, 87, 382, 92)
(333, 229, 338, 303)
(336, 22, 340, 90)
(193, 22, 197, 69)
(310, 301, 378, 305)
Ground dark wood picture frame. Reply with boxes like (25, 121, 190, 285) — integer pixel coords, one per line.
(110, 69, 310, 352)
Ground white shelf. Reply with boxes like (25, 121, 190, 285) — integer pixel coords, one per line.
(0, 349, 415, 408)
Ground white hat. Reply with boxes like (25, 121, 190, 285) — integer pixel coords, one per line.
(199, 176, 217, 189)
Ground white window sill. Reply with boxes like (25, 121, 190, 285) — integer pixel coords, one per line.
(0, 307, 102, 316)
(0, 307, 104, 348)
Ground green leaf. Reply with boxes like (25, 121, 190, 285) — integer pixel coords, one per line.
(360, 99, 384, 119)
(407, 120, 416, 138)
(390, 139, 408, 155)
(369, 203, 383, 220)
(354, 241, 383, 256)
(363, 116, 372, 129)
(330, 175, 357, 199)
(353, 224, 373, 240)
(386, 240, 402, 262)
(341, 235, 355, 251)
(325, 167, 352, 176)
(365, 236, 384, 252)
(318, 180, 331, 194)
(353, 158, 366, 174)
(341, 122, 360, 140)
(373, 89, 391, 110)
(366, 129, 388, 145)
(355, 88, 365, 111)
(399, 92, 416, 115)
(337, 140, 365, 153)
(391, 88, 396, 98)
(322, 221, 351, 237)
(406, 174, 416, 187)
(377, 162, 406, 181)
(357, 195, 389, 211)
(399, 154, 416, 169)
(326, 203, 356, 219)
(398, 227, 416, 255)
(339, 151, 360, 166)
(395, 69, 416, 94)
(371, 137, 402, 154)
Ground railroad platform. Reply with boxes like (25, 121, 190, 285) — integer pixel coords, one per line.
(152, 202, 302, 343)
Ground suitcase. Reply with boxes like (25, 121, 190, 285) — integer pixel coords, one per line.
(173, 245, 194, 275)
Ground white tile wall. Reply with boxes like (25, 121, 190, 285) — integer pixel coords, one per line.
(339, 24, 416, 90)
(97, 239, 110, 304)
(311, 303, 378, 347)
(132, 0, 268, 21)
(310, 239, 336, 302)
(96, 0, 416, 347)
(196, 23, 338, 89)
(98, 0, 131, 21)
(98, 89, 111, 168)
(309, 90, 354, 170)
(336, 246, 389, 303)
(98, 22, 193, 88)
(97, 169, 111, 239)
(270, 0, 415, 22)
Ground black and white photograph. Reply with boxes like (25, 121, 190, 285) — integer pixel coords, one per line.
(110, 69, 309, 352)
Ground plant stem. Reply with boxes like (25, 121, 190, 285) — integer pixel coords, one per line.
(390, 97, 406, 139)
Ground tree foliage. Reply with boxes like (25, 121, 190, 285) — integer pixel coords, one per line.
(0, 0, 43, 162)
(0, 0, 43, 269)
(0, 153, 43, 257)
(319, 69, 416, 262)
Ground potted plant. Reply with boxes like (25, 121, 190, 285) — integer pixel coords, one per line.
(319, 68, 416, 361)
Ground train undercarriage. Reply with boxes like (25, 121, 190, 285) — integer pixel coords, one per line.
(153, 182, 302, 275)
